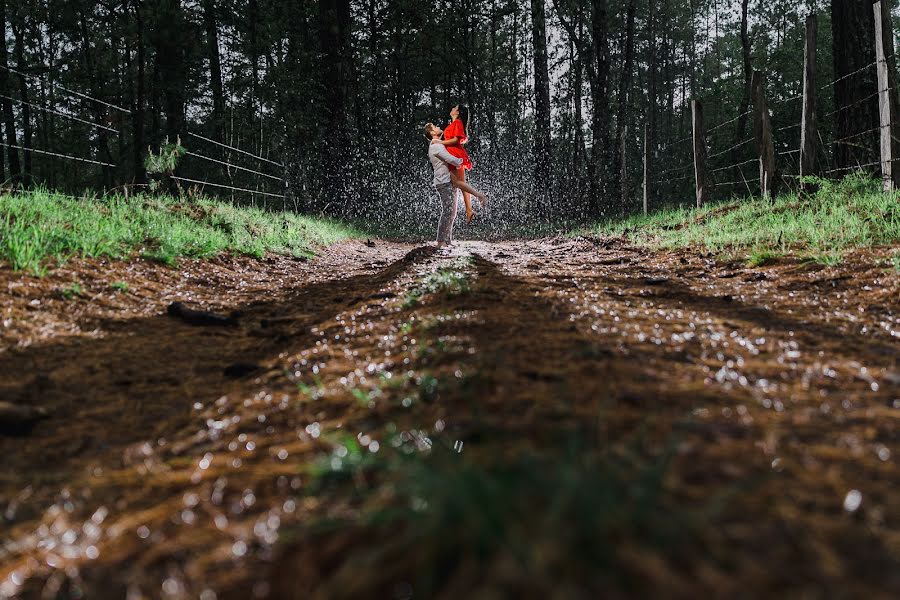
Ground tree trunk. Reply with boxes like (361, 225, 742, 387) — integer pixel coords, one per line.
(736, 0, 752, 142)
(588, 0, 610, 216)
(77, 9, 114, 189)
(831, 0, 879, 172)
(132, 0, 147, 184)
(613, 0, 636, 212)
(12, 20, 31, 179)
(646, 0, 658, 208)
(0, 0, 21, 182)
(318, 0, 352, 213)
(153, 0, 186, 140)
(202, 0, 225, 143)
(531, 0, 551, 190)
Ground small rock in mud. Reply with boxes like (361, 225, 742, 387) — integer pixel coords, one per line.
(224, 362, 263, 378)
(0, 402, 50, 436)
(369, 292, 396, 300)
(167, 302, 237, 327)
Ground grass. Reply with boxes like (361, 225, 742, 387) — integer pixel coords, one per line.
(0, 188, 361, 275)
(59, 282, 83, 300)
(402, 258, 473, 308)
(298, 432, 717, 596)
(591, 173, 900, 262)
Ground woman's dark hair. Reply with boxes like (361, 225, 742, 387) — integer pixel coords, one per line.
(457, 104, 470, 134)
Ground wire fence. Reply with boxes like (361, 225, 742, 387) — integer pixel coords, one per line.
(0, 61, 285, 205)
(646, 48, 900, 208)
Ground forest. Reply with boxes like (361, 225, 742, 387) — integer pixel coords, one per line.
(0, 0, 898, 598)
(0, 0, 897, 221)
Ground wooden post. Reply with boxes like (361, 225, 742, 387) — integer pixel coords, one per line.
(752, 70, 776, 199)
(874, 0, 897, 192)
(800, 15, 818, 186)
(692, 99, 707, 208)
(643, 122, 649, 215)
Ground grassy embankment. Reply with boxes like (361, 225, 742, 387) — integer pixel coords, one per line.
(593, 174, 900, 266)
(0, 188, 360, 275)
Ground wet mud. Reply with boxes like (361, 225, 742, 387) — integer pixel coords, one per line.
(0, 238, 897, 599)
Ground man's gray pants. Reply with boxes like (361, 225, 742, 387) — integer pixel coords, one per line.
(435, 183, 457, 243)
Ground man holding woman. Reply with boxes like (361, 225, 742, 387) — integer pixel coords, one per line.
(424, 104, 488, 248)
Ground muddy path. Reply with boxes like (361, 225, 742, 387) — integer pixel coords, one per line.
(1, 238, 898, 599)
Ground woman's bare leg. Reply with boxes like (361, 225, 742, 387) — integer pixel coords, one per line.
(451, 169, 475, 223)
(461, 171, 475, 223)
(450, 171, 488, 209)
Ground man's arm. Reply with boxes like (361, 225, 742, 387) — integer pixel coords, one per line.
(432, 142, 463, 168)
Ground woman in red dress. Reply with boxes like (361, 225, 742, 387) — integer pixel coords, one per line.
(435, 104, 484, 224)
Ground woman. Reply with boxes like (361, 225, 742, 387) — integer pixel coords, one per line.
(436, 104, 484, 224)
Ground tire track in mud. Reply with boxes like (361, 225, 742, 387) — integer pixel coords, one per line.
(0, 244, 477, 599)
(2, 239, 898, 598)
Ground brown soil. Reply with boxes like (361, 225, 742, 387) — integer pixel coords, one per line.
(0, 238, 898, 599)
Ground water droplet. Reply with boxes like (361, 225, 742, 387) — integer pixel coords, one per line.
(843, 489, 862, 512)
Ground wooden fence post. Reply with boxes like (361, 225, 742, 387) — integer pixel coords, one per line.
(874, 0, 897, 192)
(692, 99, 707, 208)
(800, 14, 818, 186)
(752, 70, 776, 199)
(643, 122, 649, 215)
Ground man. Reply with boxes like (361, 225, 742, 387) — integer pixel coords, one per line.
(424, 122, 487, 247)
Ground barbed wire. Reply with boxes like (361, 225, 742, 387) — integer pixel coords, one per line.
(770, 93, 803, 106)
(0, 141, 114, 167)
(657, 133, 693, 153)
(171, 176, 285, 199)
(707, 109, 752, 134)
(708, 137, 754, 160)
(715, 176, 761, 187)
(822, 88, 889, 120)
(0, 93, 118, 133)
(822, 160, 881, 175)
(710, 157, 757, 174)
(820, 60, 877, 92)
(654, 163, 693, 178)
(776, 123, 801, 133)
(184, 150, 282, 181)
(185, 131, 283, 169)
(0, 63, 132, 114)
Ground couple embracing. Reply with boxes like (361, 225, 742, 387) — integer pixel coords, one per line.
(425, 104, 488, 248)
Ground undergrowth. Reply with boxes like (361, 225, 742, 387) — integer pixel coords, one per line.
(592, 173, 900, 263)
(0, 188, 361, 275)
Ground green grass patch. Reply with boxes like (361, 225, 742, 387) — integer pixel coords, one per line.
(110, 281, 130, 293)
(403, 259, 473, 308)
(591, 173, 900, 259)
(0, 188, 362, 275)
(59, 282, 83, 300)
(299, 434, 718, 596)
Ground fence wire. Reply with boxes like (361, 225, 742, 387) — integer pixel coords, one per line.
(0, 141, 115, 168)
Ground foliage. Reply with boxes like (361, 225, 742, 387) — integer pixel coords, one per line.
(0, 188, 361, 275)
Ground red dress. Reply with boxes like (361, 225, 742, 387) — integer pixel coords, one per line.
(443, 119, 473, 171)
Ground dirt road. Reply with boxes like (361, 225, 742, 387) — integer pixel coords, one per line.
(1, 238, 898, 598)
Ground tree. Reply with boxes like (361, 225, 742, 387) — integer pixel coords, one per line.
(0, 0, 21, 182)
(830, 0, 879, 171)
(531, 0, 551, 198)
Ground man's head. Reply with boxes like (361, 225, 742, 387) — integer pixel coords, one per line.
(423, 122, 441, 140)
